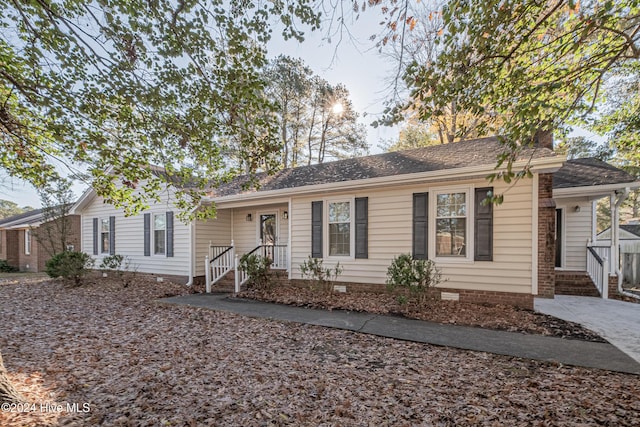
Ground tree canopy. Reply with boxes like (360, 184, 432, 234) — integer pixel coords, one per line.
(378, 0, 639, 181)
(0, 0, 319, 219)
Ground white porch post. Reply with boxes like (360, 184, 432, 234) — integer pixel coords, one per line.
(234, 254, 240, 294)
(602, 256, 609, 299)
(591, 200, 597, 244)
(205, 256, 211, 293)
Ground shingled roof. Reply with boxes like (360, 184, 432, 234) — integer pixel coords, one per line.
(553, 158, 636, 189)
(0, 208, 45, 228)
(213, 136, 557, 197)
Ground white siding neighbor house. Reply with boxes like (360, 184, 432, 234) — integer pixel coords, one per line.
(72, 135, 640, 308)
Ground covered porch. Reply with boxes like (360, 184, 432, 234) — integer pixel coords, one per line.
(555, 188, 636, 299)
(196, 201, 291, 293)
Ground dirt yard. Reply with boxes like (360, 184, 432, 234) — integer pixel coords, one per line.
(1, 278, 639, 426)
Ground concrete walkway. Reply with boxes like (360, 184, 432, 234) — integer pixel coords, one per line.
(535, 295, 640, 364)
(160, 293, 640, 375)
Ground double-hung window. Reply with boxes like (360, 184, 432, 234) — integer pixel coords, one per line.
(100, 219, 110, 254)
(435, 191, 468, 258)
(154, 213, 166, 255)
(328, 200, 351, 257)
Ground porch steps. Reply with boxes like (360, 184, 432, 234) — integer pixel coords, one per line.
(207, 271, 242, 293)
(555, 272, 600, 297)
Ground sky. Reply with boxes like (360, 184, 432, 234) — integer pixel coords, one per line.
(1, 7, 399, 210)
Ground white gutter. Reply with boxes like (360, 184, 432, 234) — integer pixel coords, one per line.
(209, 157, 564, 205)
(613, 188, 639, 300)
(554, 181, 640, 199)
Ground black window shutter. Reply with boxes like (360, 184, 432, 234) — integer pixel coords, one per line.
(166, 211, 174, 258)
(311, 201, 323, 258)
(474, 187, 493, 261)
(92, 218, 98, 255)
(412, 193, 428, 260)
(143, 213, 151, 257)
(355, 197, 368, 259)
(109, 216, 116, 255)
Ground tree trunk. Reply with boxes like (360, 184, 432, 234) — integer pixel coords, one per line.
(0, 351, 25, 404)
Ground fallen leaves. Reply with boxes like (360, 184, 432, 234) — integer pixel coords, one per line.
(0, 278, 638, 426)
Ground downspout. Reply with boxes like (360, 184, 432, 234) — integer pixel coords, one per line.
(184, 205, 200, 288)
(614, 188, 639, 300)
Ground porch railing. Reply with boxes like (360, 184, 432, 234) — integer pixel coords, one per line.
(205, 241, 235, 293)
(206, 242, 288, 294)
(586, 244, 610, 299)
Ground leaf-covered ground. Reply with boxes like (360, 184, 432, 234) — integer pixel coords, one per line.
(1, 278, 639, 426)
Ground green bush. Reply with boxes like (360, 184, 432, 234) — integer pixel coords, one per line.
(386, 254, 443, 306)
(99, 254, 136, 287)
(239, 253, 272, 290)
(0, 259, 18, 273)
(299, 255, 343, 293)
(45, 251, 94, 286)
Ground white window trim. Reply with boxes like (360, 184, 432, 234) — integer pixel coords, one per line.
(152, 212, 167, 256)
(325, 197, 355, 260)
(429, 186, 474, 264)
(100, 218, 110, 254)
(24, 229, 31, 255)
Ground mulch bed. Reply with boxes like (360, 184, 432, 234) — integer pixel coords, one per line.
(238, 285, 606, 342)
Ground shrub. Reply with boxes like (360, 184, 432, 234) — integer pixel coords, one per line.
(239, 253, 272, 290)
(386, 254, 443, 307)
(99, 254, 136, 287)
(45, 251, 94, 286)
(0, 259, 18, 273)
(299, 255, 343, 293)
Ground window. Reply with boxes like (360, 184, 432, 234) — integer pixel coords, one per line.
(100, 218, 110, 253)
(154, 213, 166, 255)
(25, 229, 31, 255)
(328, 201, 351, 256)
(435, 192, 467, 257)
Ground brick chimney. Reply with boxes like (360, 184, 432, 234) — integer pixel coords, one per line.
(534, 128, 553, 150)
(534, 126, 556, 298)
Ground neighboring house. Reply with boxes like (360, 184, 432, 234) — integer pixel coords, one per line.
(597, 224, 640, 286)
(71, 135, 640, 308)
(597, 224, 640, 254)
(0, 208, 81, 272)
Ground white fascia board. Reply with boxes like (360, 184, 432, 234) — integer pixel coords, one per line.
(209, 157, 564, 205)
(70, 187, 97, 214)
(553, 181, 640, 199)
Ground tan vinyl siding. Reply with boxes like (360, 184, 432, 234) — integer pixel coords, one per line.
(555, 198, 593, 271)
(194, 209, 232, 276)
(80, 186, 190, 278)
(290, 177, 535, 295)
(229, 204, 289, 255)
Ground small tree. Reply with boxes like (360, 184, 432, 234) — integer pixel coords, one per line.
(32, 179, 77, 258)
(386, 254, 444, 307)
(299, 256, 343, 294)
(45, 251, 94, 287)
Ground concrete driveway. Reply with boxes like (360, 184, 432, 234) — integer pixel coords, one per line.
(535, 295, 640, 364)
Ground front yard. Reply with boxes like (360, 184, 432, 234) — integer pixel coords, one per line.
(1, 278, 639, 426)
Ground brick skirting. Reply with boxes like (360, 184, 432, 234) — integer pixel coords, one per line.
(284, 278, 533, 309)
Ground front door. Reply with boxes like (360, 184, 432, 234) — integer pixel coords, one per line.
(260, 214, 277, 245)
